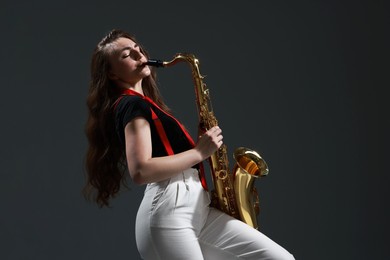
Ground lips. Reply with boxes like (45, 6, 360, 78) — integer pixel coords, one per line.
(137, 62, 151, 74)
(138, 61, 148, 68)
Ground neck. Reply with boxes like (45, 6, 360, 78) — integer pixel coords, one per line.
(129, 83, 144, 96)
(116, 80, 144, 96)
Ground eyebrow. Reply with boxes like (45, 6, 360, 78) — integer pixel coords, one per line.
(119, 44, 139, 53)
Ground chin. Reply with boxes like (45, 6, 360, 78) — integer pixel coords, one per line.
(142, 68, 151, 77)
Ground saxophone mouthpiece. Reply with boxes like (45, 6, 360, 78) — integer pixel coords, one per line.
(146, 59, 164, 67)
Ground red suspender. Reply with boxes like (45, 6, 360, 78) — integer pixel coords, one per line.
(115, 88, 208, 190)
(150, 107, 208, 190)
(150, 108, 174, 156)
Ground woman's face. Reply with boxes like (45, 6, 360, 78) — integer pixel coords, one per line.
(108, 37, 151, 87)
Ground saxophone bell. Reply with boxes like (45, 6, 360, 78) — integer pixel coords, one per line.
(233, 147, 269, 229)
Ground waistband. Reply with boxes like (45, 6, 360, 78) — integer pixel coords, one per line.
(170, 167, 199, 182)
(145, 168, 200, 192)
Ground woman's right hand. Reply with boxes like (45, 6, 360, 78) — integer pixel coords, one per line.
(195, 126, 223, 160)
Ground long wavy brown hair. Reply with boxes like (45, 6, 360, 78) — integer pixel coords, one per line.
(83, 29, 170, 207)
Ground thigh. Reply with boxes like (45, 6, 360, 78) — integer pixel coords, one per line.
(199, 208, 295, 260)
(150, 227, 204, 260)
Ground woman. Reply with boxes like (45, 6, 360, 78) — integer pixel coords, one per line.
(84, 29, 294, 260)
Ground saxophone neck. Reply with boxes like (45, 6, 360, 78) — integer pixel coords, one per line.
(147, 53, 200, 69)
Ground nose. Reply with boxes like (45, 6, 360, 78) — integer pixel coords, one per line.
(132, 48, 144, 61)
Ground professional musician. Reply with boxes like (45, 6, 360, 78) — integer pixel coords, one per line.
(84, 29, 294, 260)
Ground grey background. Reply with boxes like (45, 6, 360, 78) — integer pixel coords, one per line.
(0, 0, 388, 259)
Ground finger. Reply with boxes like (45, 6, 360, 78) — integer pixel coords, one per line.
(211, 126, 219, 132)
(205, 128, 215, 136)
(214, 128, 222, 136)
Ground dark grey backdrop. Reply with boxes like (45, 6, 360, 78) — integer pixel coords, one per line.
(1, 0, 388, 259)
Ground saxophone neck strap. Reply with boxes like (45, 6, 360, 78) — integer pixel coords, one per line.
(115, 88, 208, 190)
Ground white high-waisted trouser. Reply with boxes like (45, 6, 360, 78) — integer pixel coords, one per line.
(135, 168, 294, 260)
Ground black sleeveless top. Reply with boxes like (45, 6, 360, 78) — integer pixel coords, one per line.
(115, 95, 193, 157)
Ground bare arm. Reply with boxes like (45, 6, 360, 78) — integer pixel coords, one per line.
(125, 117, 223, 185)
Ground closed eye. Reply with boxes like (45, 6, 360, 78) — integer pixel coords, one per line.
(121, 44, 141, 59)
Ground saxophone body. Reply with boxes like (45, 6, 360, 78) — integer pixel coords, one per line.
(147, 54, 269, 229)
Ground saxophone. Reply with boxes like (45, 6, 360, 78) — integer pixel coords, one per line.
(147, 54, 269, 229)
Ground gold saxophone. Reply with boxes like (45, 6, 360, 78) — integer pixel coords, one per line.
(147, 54, 269, 229)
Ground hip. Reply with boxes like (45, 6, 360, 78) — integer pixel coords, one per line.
(138, 168, 210, 229)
